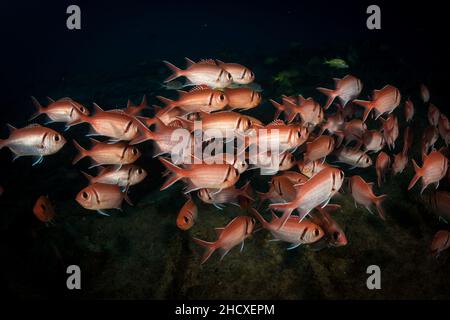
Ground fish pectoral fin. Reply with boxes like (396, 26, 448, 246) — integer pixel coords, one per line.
(219, 248, 231, 261)
(97, 210, 110, 217)
(287, 243, 302, 251)
(32, 156, 44, 166)
(213, 203, 224, 210)
(240, 241, 245, 253)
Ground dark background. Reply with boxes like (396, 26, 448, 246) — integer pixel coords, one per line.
(1, 0, 449, 299)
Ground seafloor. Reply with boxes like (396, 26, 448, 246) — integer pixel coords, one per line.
(1, 41, 449, 299)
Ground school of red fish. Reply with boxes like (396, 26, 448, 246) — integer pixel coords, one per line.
(1, 58, 450, 263)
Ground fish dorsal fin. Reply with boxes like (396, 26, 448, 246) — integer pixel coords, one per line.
(24, 124, 42, 129)
(297, 95, 306, 104)
(126, 99, 135, 109)
(46, 96, 55, 103)
(56, 97, 72, 102)
(189, 85, 210, 92)
(140, 95, 148, 106)
(372, 89, 382, 100)
(215, 59, 225, 66)
(108, 109, 128, 114)
(268, 119, 286, 126)
(6, 123, 17, 133)
(198, 59, 217, 65)
(93, 103, 105, 113)
(184, 57, 196, 67)
(333, 78, 341, 85)
(89, 138, 102, 145)
(215, 227, 225, 237)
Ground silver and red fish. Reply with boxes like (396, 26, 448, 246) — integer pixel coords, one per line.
(317, 75, 363, 109)
(354, 85, 401, 122)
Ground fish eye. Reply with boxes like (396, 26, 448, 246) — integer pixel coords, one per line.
(314, 229, 320, 237)
(251, 218, 256, 224)
(183, 216, 190, 223)
(250, 71, 254, 78)
(333, 232, 340, 241)
(219, 94, 225, 101)
(40, 204, 46, 210)
(80, 107, 85, 112)
(82, 192, 88, 199)
(54, 135, 60, 141)
(137, 168, 143, 174)
(227, 73, 232, 80)
(340, 171, 344, 179)
(297, 130, 301, 138)
(132, 148, 138, 155)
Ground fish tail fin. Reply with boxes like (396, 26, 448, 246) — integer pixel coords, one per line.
(408, 159, 422, 190)
(67, 112, 88, 127)
(29, 96, 45, 121)
(159, 157, 186, 190)
(72, 140, 88, 165)
(81, 171, 94, 183)
(249, 208, 269, 229)
(353, 100, 373, 122)
(192, 238, 216, 264)
(129, 126, 156, 145)
(0, 138, 5, 150)
(316, 87, 336, 110)
(374, 194, 388, 220)
(140, 95, 148, 108)
(163, 61, 183, 83)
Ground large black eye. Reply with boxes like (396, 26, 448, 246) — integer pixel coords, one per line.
(333, 232, 340, 241)
(250, 72, 254, 78)
(220, 94, 225, 101)
(80, 107, 85, 112)
(227, 73, 232, 80)
(132, 148, 137, 155)
(54, 135, 60, 141)
(297, 130, 301, 138)
(82, 192, 88, 199)
(183, 216, 190, 223)
(314, 229, 320, 237)
(137, 168, 143, 174)
(40, 204, 46, 210)
(340, 171, 344, 179)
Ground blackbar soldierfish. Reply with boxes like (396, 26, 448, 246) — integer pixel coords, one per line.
(363, 130, 385, 153)
(304, 135, 335, 163)
(251, 208, 324, 250)
(282, 95, 324, 127)
(309, 205, 348, 248)
(157, 86, 229, 114)
(376, 152, 391, 187)
(176, 197, 198, 231)
(215, 60, 255, 84)
(421, 126, 439, 156)
(430, 230, 450, 257)
(334, 147, 372, 169)
(163, 58, 233, 89)
(192, 216, 256, 264)
(256, 175, 298, 205)
(68, 103, 142, 142)
(297, 159, 330, 178)
(409, 150, 448, 194)
(348, 175, 387, 220)
(33, 195, 55, 224)
(72, 139, 141, 168)
(198, 181, 253, 209)
(380, 114, 399, 150)
(317, 75, 362, 109)
(404, 98, 414, 123)
(392, 152, 408, 175)
(30, 96, 89, 124)
(76, 183, 132, 216)
(428, 103, 440, 127)
(354, 85, 401, 122)
(280, 171, 309, 184)
(0, 124, 66, 166)
(82, 164, 147, 187)
(269, 167, 344, 224)
(420, 84, 430, 103)
(425, 190, 450, 223)
(159, 157, 240, 193)
(224, 88, 261, 111)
